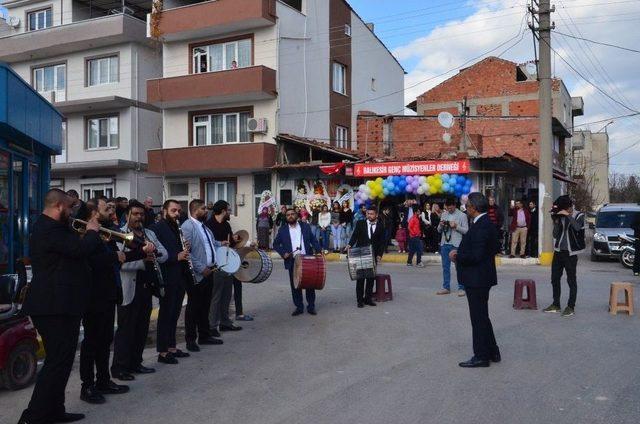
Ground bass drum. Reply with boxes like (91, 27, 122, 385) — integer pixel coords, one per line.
(293, 255, 326, 290)
(214, 246, 241, 275)
(234, 247, 273, 284)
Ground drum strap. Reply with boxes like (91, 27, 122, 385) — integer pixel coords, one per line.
(202, 223, 216, 264)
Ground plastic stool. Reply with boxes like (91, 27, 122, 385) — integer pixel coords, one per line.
(372, 274, 393, 302)
(609, 282, 634, 316)
(513, 279, 537, 310)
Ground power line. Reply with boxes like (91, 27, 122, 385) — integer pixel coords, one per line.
(553, 30, 640, 53)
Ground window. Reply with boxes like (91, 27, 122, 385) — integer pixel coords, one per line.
(87, 116, 119, 149)
(193, 112, 251, 145)
(332, 62, 346, 95)
(87, 56, 119, 86)
(33, 64, 66, 101)
(344, 24, 351, 37)
(28, 8, 52, 31)
(281, 0, 302, 12)
(168, 182, 189, 197)
(192, 39, 252, 74)
(81, 184, 114, 201)
(206, 181, 237, 214)
(336, 126, 349, 149)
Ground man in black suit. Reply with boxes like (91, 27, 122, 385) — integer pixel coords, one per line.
(348, 206, 385, 308)
(19, 189, 102, 424)
(150, 200, 191, 364)
(450, 192, 501, 368)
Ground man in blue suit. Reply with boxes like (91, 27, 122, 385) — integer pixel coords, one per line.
(450, 192, 501, 368)
(273, 207, 322, 316)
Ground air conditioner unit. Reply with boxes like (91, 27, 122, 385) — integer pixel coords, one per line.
(247, 118, 268, 134)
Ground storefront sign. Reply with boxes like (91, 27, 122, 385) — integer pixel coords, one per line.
(353, 160, 470, 177)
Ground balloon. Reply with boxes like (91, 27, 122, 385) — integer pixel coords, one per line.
(405, 185, 413, 193)
(419, 176, 427, 184)
(417, 186, 425, 195)
(443, 174, 450, 182)
(406, 175, 413, 183)
(375, 177, 383, 183)
(411, 181, 419, 189)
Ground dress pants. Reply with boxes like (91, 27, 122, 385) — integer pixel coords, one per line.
(156, 281, 185, 352)
(465, 286, 497, 361)
(80, 306, 116, 387)
(210, 271, 234, 329)
(288, 267, 315, 311)
(185, 275, 213, 343)
(510, 227, 528, 256)
(551, 250, 578, 308)
(356, 278, 374, 303)
(20, 315, 81, 424)
(233, 278, 243, 317)
(112, 281, 152, 373)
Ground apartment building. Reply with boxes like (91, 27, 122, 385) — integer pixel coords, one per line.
(0, 0, 163, 202)
(570, 130, 610, 208)
(146, 0, 404, 235)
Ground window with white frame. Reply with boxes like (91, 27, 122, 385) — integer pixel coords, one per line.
(87, 116, 119, 149)
(344, 24, 351, 37)
(87, 56, 119, 86)
(28, 8, 52, 31)
(33, 64, 66, 101)
(205, 181, 237, 214)
(335, 126, 349, 149)
(192, 38, 252, 74)
(332, 62, 346, 95)
(193, 112, 251, 145)
(81, 184, 114, 201)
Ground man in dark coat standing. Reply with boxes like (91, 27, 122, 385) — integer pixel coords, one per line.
(19, 189, 102, 424)
(450, 192, 501, 368)
(273, 208, 322, 316)
(347, 205, 385, 308)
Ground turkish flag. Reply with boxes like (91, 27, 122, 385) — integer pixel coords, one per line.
(319, 163, 345, 175)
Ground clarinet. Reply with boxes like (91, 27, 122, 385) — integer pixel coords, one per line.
(178, 227, 199, 285)
(142, 230, 166, 298)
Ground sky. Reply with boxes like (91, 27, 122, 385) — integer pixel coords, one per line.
(349, 0, 640, 174)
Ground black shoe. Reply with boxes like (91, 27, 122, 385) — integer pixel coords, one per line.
(111, 370, 135, 381)
(520, 255, 526, 259)
(199, 337, 223, 345)
(186, 342, 200, 352)
(80, 385, 106, 404)
(158, 353, 178, 364)
(220, 324, 243, 332)
(364, 299, 377, 307)
(292, 309, 304, 316)
(307, 308, 317, 315)
(53, 412, 86, 423)
(458, 357, 490, 368)
(491, 347, 501, 363)
(357, 302, 364, 308)
(210, 328, 222, 337)
(130, 365, 155, 374)
(171, 349, 190, 358)
(95, 380, 129, 395)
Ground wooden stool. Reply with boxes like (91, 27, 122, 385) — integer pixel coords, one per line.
(513, 279, 537, 310)
(372, 274, 393, 302)
(609, 282, 634, 316)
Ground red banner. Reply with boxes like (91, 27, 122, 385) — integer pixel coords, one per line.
(353, 160, 470, 177)
(319, 163, 345, 175)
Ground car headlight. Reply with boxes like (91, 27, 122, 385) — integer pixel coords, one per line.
(593, 233, 607, 242)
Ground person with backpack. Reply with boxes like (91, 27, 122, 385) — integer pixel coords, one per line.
(543, 195, 585, 317)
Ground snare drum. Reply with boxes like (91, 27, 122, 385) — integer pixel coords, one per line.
(234, 247, 273, 284)
(214, 246, 241, 275)
(293, 255, 326, 290)
(347, 245, 376, 281)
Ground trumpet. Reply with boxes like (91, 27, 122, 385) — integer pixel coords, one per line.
(71, 218, 135, 244)
(178, 227, 199, 285)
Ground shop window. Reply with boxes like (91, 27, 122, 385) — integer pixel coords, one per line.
(205, 181, 236, 215)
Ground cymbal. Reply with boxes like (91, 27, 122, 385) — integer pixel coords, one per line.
(234, 230, 250, 247)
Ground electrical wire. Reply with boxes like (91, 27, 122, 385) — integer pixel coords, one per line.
(553, 30, 640, 53)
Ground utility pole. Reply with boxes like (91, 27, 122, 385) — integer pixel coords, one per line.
(458, 96, 468, 154)
(530, 0, 555, 265)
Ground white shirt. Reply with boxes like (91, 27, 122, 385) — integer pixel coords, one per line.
(191, 217, 215, 266)
(367, 221, 377, 239)
(289, 223, 305, 256)
(473, 213, 487, 224)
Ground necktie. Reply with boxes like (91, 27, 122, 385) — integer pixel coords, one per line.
(369, 223, 374, 239)
(202, 223, 216, 264)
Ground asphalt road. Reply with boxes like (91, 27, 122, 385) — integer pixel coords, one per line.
(2, 253, 639, 424)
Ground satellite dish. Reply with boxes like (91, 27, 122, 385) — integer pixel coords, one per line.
(8, 16, 21, 28)
(525, 62, 537, 76)
(437, 111, 455, 129)
(442, 132, 452, 144)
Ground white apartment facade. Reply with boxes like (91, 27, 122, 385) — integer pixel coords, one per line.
(146, 0, 404, 235)
(0, 0, 163, 202)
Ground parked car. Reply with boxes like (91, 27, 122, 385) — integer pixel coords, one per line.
(591, 203, 640, 261)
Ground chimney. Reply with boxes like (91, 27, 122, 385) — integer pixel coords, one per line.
(366, 23, 374, 33)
